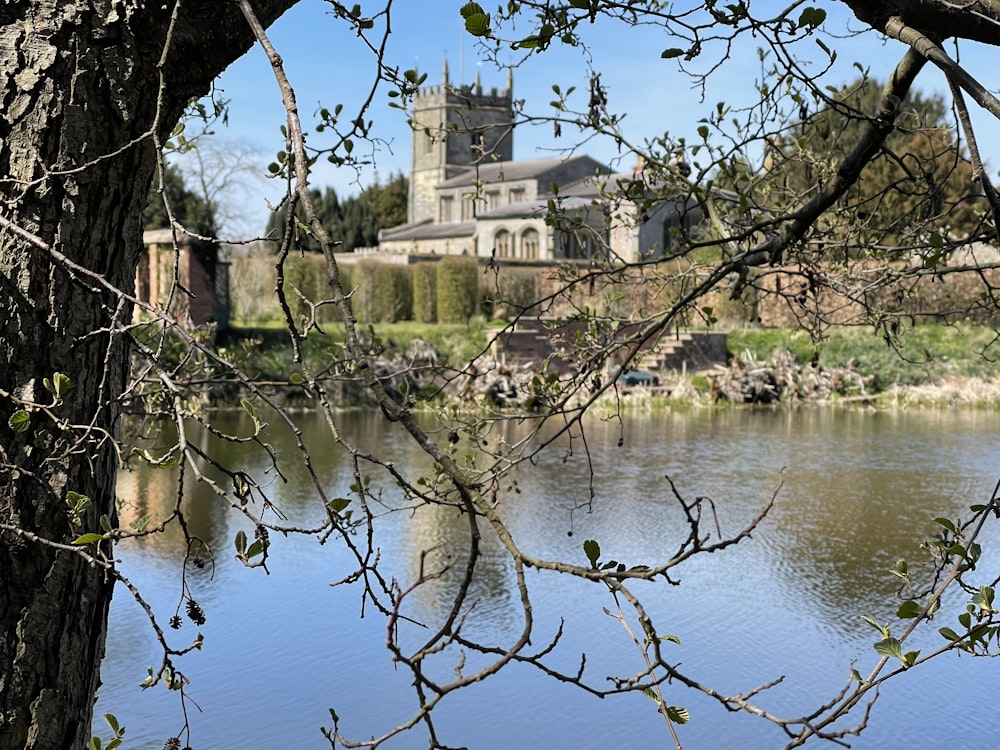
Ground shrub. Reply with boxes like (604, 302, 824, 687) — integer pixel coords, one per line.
(351, 260, 381, 323)
(373, 263, 413, 322)
(495, 266, 539, 319)
(436, 256, 479, 324)
(413, 262, 437, 323)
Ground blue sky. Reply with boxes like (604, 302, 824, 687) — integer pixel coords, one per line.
(193, 1, 1000, 237)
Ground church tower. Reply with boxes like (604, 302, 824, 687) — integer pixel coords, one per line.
(408, 61, 514, 225)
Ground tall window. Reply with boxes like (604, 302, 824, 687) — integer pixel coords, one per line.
(486, 191, 501, 211)
(560, 231, 591, 260)
(521, 228, 539, 260)
(494, 229, 511, 258)
(439, 196, 453, 223)
(508, 187, 525, 204)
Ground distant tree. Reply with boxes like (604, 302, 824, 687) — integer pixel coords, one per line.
(751, 79, 982, 254)
(360, 172, 408, 230)
(144, 164, 219, 237)
(264, 173, 407, 252)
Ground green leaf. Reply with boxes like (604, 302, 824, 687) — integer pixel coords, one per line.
(241, 399, 256, 418)
(88, 737, 101, 750)
(460, 4, 490, 36)
(104, 714, 121, 734)
(157, 451, 180, 470)
(72, 533, 106, 546)
(660, 634, 681, 645)
(896, 600, 923, 619)
(797, 7, 826, 29)
(464, 14, 489, 36)
(289, 372, 305, 385)
(52, 372, 72, 399)
(235, 530, 247, 555)
(459, 1, 485, 17)
(661, 48, 685, 59)
(246, 540, 264, 559)
(8, 409, 30, 433)
(66, 491, 91, 511)
(934, 516, 958, 534)
(583, 539, 600, 568)
(329, 497, 351, 513)
(972, 585, 996, 613)
(874, 636, 903, 660)
(130, 514, 153, 533)
(901, 649, 920, 668)
(665, 705, 690, 724)
(860, 615, 889, 637)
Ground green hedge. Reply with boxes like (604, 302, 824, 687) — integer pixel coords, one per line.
(436, 256, 479, 323)
(375, 264, 413, 322)
(347, 261, 413, 323)
(413, 262, 437, 323)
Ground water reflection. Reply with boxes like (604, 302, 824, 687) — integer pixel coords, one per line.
(98, 407, 1000, 749)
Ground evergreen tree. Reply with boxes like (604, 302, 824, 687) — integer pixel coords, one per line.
(361, 172, 408, 230)
(144, 164, 219, 237)
(264, 174, 407, 252)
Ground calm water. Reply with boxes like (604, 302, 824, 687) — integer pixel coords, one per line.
(95, 407, 1000, 748)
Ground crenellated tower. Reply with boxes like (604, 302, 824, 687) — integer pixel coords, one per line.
(408, 61, 514, 224)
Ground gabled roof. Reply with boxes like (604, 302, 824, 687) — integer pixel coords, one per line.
(438, 154, 610, 190)
(379, 220, 476, 242)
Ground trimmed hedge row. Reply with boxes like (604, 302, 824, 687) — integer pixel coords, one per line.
(231, 253, 486, 325)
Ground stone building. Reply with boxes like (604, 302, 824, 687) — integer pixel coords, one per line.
(377, 65, 700, 264)
(137, 228, 229, 328)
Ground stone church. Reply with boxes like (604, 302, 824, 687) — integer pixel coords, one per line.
(377, 63, 697, 264)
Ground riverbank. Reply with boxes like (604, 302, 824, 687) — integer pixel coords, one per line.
(201, 321, 1000, 410)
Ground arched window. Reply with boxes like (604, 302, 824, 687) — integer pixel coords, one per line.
(521, 228, 539, 260)
(494, 229, 511, 258)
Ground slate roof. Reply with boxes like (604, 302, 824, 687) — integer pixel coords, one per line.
(438, 154, 610, 189)
(378, 220, 476, 242)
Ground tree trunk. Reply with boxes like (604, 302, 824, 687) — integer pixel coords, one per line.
(0, 2, 295, 746)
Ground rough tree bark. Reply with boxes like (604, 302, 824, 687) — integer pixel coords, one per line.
(0, 2, 295, 747)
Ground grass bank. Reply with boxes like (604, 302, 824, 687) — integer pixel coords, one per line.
(215, 320, 1000, 407)
(728, 323, 1000, 390)
(217, 320, 493, 383)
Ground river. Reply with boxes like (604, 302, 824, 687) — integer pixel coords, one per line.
(94, 406, 1000, 748)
